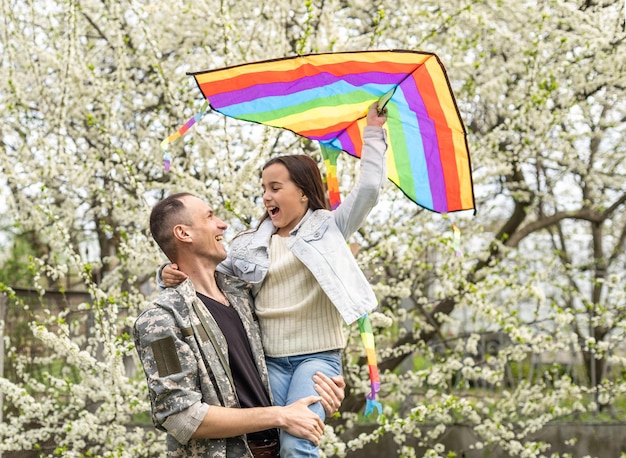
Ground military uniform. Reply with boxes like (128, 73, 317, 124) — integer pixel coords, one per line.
(134, 273, 271, 457)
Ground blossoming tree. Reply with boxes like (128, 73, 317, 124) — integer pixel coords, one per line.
(1, 0, 625, 457)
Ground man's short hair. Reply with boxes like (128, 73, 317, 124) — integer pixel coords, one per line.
(150, 192, 194, 261)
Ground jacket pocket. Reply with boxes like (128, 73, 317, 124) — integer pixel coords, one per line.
(233, 258, 264, 283)
(301, 221, 329, 241)
(301, 223, 337, 254)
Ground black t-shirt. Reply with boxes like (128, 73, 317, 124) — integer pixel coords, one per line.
(197, 293, 278, 443)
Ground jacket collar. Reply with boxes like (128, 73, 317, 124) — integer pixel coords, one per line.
(294, 209, 331, 238)
(290, 208, 313, 234)
(252, 208, 331, 244)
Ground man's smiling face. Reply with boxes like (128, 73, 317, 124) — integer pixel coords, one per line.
(181, 195, 229, 263)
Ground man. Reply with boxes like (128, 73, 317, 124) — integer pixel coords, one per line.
(134, 193, 344, 457)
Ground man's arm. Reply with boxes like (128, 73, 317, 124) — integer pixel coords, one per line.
(190, 372, 345, 443)
(191, 396, 324, 445)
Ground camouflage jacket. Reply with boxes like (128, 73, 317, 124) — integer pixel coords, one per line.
(134, 273, 270, 457)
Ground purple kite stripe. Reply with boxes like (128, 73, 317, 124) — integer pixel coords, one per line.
(204, 71, 412, 108)
(311, 131, 343, 142)
(331, 130, 358, 158)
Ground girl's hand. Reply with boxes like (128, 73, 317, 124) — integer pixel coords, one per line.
(162, 263, 188, 287)
(313, 372, 345, 417)
(367, 102, 387, 127)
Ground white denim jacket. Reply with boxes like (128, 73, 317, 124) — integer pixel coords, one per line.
(217, 126, 387, 324)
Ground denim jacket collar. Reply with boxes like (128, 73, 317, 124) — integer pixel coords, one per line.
(251, 208, 329, 245)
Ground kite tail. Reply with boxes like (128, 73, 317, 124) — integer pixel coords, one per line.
(358, 314, 383, 418)
(320, 144, 342, 210)
(160, 100, 211, 171)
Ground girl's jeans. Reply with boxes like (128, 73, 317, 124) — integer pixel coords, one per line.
(265, 350, 342, 458)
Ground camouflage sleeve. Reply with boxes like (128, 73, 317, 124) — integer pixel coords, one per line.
(133, 300, 203, 442)
(162, 401, 209, 444)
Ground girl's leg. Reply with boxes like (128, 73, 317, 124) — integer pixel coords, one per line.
(265, 356, 292, 407)
(279, 351, 342, 458)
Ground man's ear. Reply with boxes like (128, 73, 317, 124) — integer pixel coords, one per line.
(173, 224, 191, 243)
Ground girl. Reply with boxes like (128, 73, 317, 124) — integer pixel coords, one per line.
(163, 103, 387, 457)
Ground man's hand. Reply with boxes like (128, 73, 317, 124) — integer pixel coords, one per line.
(279, 396, 325, 445)
(162, 263, 188, 287)
(313, 372, 345, 417)
(191, 396, 323, 442)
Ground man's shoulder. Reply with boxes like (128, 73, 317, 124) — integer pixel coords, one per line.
(135, 288, 187, 326)
(152, 287, 186, 307)
(216, 271, 252, 295)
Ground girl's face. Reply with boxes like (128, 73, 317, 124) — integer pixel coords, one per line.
(262, 163, 308, 236)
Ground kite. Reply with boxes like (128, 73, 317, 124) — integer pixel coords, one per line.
(177, 49, 475, 214)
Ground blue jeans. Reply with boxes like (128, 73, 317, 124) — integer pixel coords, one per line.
(265, 350, 342, 458)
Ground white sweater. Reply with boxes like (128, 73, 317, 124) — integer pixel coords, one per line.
(255, 235, 346, 357)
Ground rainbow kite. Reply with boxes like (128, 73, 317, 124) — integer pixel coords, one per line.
(184, 50, 475, 213)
